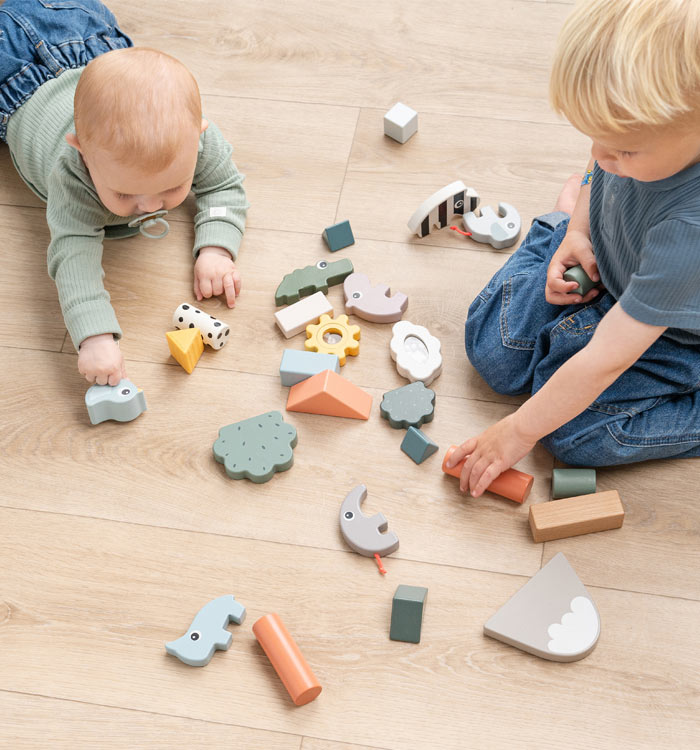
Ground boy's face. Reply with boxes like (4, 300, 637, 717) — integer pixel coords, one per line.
(589, 121, 700, 182)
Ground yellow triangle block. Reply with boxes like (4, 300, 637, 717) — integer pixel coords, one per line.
(166, 327, 204, 373)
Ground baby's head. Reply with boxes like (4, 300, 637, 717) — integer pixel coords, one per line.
(550, 0, 700, 181)
(67, 47, 206, 216)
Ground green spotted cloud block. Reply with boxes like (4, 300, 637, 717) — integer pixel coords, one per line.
(380, 381, 435, 429)
(213, 411, 298, 483)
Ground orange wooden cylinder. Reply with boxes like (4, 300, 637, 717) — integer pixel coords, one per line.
(252, 613, 322, 706)
(442, 445, 534, 503)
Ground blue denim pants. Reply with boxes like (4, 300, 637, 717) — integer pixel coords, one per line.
(0, 0, 132, 142)
(465, 214, 700, 466)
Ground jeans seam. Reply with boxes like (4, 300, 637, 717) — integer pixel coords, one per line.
(606, 420, 700, 447)
(500, 275, 536, 350)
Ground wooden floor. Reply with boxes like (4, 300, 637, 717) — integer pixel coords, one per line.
(2, 1, 699, 748)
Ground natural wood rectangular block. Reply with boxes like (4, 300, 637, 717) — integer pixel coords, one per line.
(528, 490, 624, 543)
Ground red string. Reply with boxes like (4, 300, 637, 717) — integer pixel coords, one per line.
(374, 553, 387, 575)
(450, 225, 472, 236)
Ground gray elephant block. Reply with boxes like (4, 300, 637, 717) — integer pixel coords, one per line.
(339, 484, 399, 558)
(85, 379, 147, 425)
(274, 258, 354, 306)
(401, 427, 439, 464)
(390, 585, 428, 643)
(464, 202, 521, 249)
(380, 381, 435, 429)
(563, 265, 596, 297)
(213, 411, 298, 483)
(165, 595, 246, 667)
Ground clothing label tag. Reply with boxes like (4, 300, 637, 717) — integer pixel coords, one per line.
(210, 207, 227, 217)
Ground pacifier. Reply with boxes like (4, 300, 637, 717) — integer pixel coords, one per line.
(128, 209, 170, 239)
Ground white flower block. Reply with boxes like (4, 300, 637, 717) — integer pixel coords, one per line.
(384, 102, 418, 144)
(389, 320, 442, 386)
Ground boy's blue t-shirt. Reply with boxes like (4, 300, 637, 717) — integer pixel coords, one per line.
(590, 161, 700, 346)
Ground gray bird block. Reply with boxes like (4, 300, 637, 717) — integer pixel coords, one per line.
(85, 378, 147, 425)
(384, 102, 418, 144)
(322, 220, 355, 252)
(280, 349, 340, 386)
(401, 427, 439, 464)
(213, 411, 297, 483)
(165, 595, 246, 667)
(390, 585, 428, 643)
(380, 381, 435, 429)
(339, 484, 399, 558)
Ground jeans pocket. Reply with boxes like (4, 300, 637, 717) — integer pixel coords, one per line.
(606, 394, 700, 449)
(499, 272, 538, 350)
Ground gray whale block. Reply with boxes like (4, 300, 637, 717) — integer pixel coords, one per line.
(165, 595, 247, 667)
(464, 201, 521, 249)
(339, 484, 399, 557)
(85, 379, 147, 425)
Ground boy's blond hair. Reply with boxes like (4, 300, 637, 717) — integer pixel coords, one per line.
(550, 0, 700, 134)
(74, 47, 202, 171)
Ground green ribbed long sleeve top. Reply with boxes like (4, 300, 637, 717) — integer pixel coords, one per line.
(6, 67, 249, 348)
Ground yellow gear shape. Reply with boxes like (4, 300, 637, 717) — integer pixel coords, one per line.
(305, 313, 360, 365)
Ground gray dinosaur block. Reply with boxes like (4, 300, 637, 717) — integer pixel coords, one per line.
(483, 552, 601, 662)
(390, 585, 428, 643)
(563, 265, 596, 297)
(85, 379, 147, 425)
(380, 381, 435, 429)
(165, 595, 246, 667)
(464, 202, 521, 249)
(274, 258, 354, 306)
(339, 484, 399, 557)
(401, 427, 439, 464)
(213, 411, 298, 483)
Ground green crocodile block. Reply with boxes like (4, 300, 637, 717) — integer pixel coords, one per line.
(400, 427, 439, 464)
(380, 381, 435, 429)
(390, 584, 428, 643)
(274, 258, 354, 305)
(213, 411, 298, 483)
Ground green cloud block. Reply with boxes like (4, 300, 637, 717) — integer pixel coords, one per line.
(380, 381, 436, 429)
(213, 411, 298, 483)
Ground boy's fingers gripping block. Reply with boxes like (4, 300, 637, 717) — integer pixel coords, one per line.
(166, 328, 204, 373)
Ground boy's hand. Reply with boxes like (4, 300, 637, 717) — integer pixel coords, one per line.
(545, 228, 600, 305)
(78, 333, 126, 387)
(445, 413, 537, 497)
(194, 246, 241, 308)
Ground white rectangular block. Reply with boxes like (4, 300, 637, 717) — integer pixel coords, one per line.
(274, 291, 333, 338)
(279, 350, 341, 386)
(384, 102, 418, 144)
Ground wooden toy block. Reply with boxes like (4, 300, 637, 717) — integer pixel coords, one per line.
(213, 411, 298, 483)
(529, 490, 624, 543)
(552, 468, 597, 499)
(322, 219, 355, 252)
(343, 272, 408, 323)
(340, 484, 399, 558)
(275, 258, 354, 306)
(384, 102, 418, 144)
(165, 595, 246, 667)
(286, 369, 372, 420)
(484, 552, 600, 662)
(305, 313, 360, 365)
(274, 291, 333, 338)
(166, 327, 204, 373)
(390, 320, 442, 386)
(173, 303, 230, 348)
(442, 445, 534, 503)
(407, 180, 479, 238)
(279, 349, 340, 386)
(390, 585, 428, 643)
(252, 613, 322, 706)
(380, 381, 435, 429)
(563, 264, 596, 297)
(85, 379, 147, 425)
(464, 202, 521, 249)
(401, 427, 439, 464)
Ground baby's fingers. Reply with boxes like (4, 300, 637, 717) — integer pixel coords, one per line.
(193, 275, 202, 302)
(223, 272, 237, 308)
(472, 461, 503, 498)
(446, 438, 476, 468)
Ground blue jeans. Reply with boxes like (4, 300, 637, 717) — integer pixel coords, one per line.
(465, 214, 700, 466)
(0, 0, 132, 142)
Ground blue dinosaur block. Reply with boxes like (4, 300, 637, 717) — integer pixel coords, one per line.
(380, 381, 435, 429)
(213, 411, 298, 483)
(322, 220, 355, 252)
(165, 595, 246, 667)
(85, 378, 147, 425)
(400, 427, 439, 464)
(280, 349, 340, 386)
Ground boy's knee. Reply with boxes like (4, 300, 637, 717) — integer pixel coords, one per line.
(540, 419, 624, 467)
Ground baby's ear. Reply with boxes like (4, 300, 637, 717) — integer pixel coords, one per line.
(65, 132, 82, 152)
(200, 119, 209, 134)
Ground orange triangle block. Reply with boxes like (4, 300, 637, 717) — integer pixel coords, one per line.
(287, 369, 372, 419)
(166, 327, 204, 373)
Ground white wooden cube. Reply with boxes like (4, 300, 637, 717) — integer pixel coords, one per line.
(384, 102, 418, 144)
(274, 291, 333, 338)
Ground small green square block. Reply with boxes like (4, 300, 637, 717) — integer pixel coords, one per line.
(322, 220, 355, 252)
(390, 584, 428, 643)
(400, 426, 439, 464)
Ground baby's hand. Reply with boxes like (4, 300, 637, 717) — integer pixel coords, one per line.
(78, 333, 126, 387)
(545, 228, 600, 305)
(445, 413, 536, 497)
(194, 246, 241, 308)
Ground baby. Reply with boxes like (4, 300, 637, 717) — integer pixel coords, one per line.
(447, 0, 700, 495)
(0, 0, 248, 386)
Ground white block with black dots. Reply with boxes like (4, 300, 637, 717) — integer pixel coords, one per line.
(173, 303, 230, 349)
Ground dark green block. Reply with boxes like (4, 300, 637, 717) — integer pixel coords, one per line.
(390, 584, 428, 643)
(563, 265, 596, 297)
(552, 468, 597, 499)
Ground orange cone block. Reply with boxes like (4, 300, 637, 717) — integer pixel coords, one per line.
(166, 327, 204, 373)
(442, 445, 534, 503)
(286, 369, 372, 419)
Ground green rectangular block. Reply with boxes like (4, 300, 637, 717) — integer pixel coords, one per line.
(390, 584, 428, 643)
